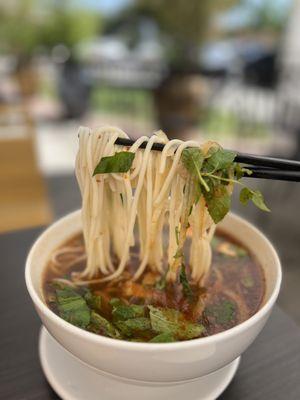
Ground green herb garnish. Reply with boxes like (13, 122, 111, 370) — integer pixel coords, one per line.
(93, 151, 135, 175)
(115, 317, 151, 337)
(54, 285, 91, 329)
(179, 265, 194, 301)
(239, 187, 270, 212)
(181, 145, 269, 224)
(155, 273, 167, 290)
(203, 183, 231, 224)
(84, 290, 102, 311)
(149, 332, 176, 343)
(111, 303, 145, 321)
(203, 147, 236, 173)
(182, 148, 208, 191)
(205, 300, 236, 324)
(149, 306, 205, 340)
(88, 311, 121, 339)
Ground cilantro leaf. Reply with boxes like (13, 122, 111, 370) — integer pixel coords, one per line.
(155, 274, 167, 290)
(84, 290, 102, 311)
(181, 148, 209, 191)
(234, 163, 252, 180)
(55, 285, 91, 328)
(149, 306, 205, 340)
(179, 265, 194, 301)
(204, 184, 231, 223)
(109, 298, 123, 307)
(93, 152, 135, 175)
(251, 190, 270, 212)
(205, 300, 235, 324)
(115, 317, 151, 337)
(88, 311, 121, 339)
(181, 148, 204, 175)
(239, 187, 252, 204)
(240, 188, 270, 212)
(204, 148, 236, 173)
(111, 303, 145, 321)
(149, 332, 176, 343)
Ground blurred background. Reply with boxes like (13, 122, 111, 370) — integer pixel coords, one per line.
(0, 0, 299, 323)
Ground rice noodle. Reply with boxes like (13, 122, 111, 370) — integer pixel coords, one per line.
(75, 126, 216, 285)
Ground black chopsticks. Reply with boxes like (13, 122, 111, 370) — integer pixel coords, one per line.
(114, 137, 300, 182)
(248, 168, 300, 182)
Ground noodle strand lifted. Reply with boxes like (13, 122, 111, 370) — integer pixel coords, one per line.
(75, 126, 217, 285)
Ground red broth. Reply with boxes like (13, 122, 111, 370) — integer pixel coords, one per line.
(43, 231, 265, 341)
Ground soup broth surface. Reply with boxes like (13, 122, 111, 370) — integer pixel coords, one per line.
(43, 232, 265, 342)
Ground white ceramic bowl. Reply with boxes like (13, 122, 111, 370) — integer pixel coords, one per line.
(25, 210, 281, 384)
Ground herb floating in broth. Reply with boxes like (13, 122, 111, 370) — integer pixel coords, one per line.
(115, 318, 152, 338)
(44, 231, 265, 342)
(88, 311, 121, 339)
(54, 284, 91, 329)
(179, 265, 194, 302)
(111, 301, 146, 321)
(93, 151, 134, 175)
(205, 300, 236, 325)
(51, 284, 207, 342)
(149, 332, 176, 343)
(84, 290, 102, 311)
(149, 306, 205, 340)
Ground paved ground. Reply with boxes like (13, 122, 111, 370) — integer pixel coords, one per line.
(46, 174, 300, 326)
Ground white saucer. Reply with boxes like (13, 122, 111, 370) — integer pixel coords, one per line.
(39, 327, 240, 400)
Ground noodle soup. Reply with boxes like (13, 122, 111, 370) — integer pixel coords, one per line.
(43, 231, 265, 342)
(41, 126, 269, 344)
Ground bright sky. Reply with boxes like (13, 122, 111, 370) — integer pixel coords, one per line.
(74, 0, 132, 14)
(73, 0, 293, 18)
(78, 0, 292, 14)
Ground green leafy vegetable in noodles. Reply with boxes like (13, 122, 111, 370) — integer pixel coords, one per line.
(179, 265, 194, 301)
(205, 300, 236, 324)
(203, 147, 236, 173)
(150, 332, 176, 343)
(149, 306, 205, 340)
(115, 318, 151, 337)
(93, 151, 135, 175)
(54, 285, 90, 328)
(88, 311, 121, 339)
(234, 163, 252, 180)
(84, 290, 102, 311)
(180, 144, 269, 225)
(182, 148, 208, 191)
(111, 303, 145, 321)
(240, 188, 270, 212)
(203, 183, 231, 224)
(155, 273, 167, 290)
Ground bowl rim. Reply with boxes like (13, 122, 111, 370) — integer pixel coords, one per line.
(25, 210, 282, 352)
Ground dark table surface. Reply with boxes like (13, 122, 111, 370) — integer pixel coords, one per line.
(1, 225, 300, 400)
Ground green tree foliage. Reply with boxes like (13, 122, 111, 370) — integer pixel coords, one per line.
(127, 0, 240, 68)
(41, 1, 101, 50)
(0, 0, 101, 60)
(247, 0, 290, 32)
